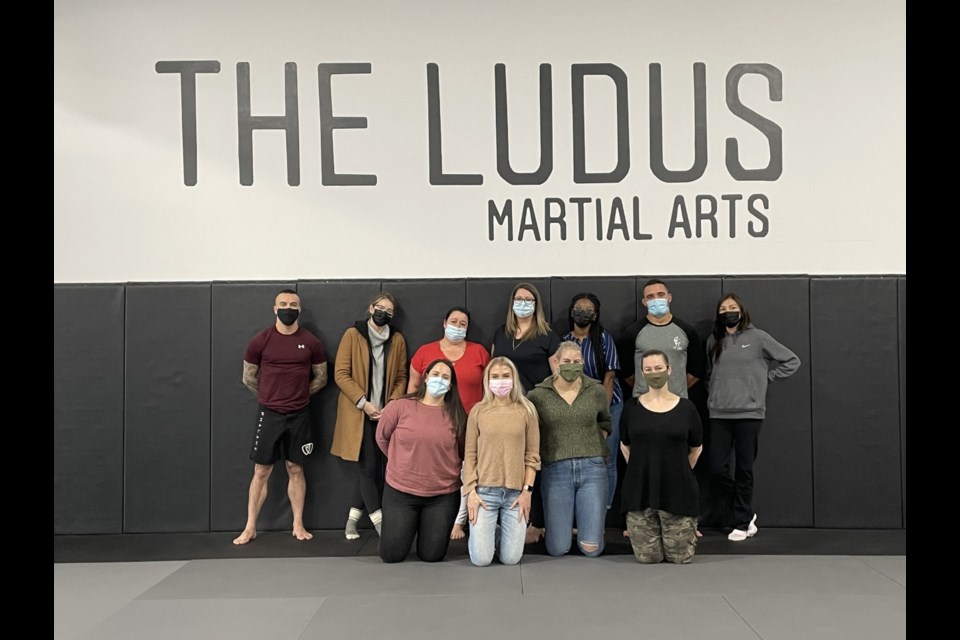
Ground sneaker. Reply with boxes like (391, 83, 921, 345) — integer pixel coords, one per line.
(727, 514, 759, 542)
(727, 528, 748, 541)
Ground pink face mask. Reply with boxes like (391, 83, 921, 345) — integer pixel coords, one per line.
(489, 378, 514, 397)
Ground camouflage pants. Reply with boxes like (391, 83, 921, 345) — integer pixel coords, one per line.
(625, 509, 698, 564)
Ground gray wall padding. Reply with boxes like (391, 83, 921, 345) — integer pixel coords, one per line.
(811, 277, 902, 528)
(898, 278, 905, 528)
(54, 275, 906, 534)
(54, 284, 125, 534)
(124, 283, 212, 532)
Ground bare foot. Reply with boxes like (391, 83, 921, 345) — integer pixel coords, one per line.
(525, 526, 544, 544)
(695, 529, 703, 538)
(622, 530, 630, 538)
(450, 523, 466, 540)
(292, 527, 314, 541)
(233, 529, 256, 545)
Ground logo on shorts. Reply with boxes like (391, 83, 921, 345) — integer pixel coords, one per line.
(301, 442, 314, 455)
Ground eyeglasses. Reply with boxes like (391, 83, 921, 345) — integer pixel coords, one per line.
(374, 305, 394, 317)
(513, 297, 536, 304)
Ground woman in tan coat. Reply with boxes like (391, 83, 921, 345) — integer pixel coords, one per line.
(331, 292, 408, 539)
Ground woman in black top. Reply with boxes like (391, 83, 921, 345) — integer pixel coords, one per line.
(490, 282, 560, 392)
(620, 349, 703, 564)
(490, 281, 559, 543)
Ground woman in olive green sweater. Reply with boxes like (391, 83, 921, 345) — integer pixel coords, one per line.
(527, 342, 612, 557)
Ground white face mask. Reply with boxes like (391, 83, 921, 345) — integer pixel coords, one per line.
(513, 300, 535, 318)
(426, 376, 451, 397)
(444, 325, 467, 342)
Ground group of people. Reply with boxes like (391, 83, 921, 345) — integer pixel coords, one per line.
(232, 280, 801, 566)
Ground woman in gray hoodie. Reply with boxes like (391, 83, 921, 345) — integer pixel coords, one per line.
(705, 293, 800, 542)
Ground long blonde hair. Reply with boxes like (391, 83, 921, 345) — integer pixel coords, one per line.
(504, 282, 551, 340)
(471, 356, 538, 421)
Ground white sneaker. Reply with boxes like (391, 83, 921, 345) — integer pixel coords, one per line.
(727, 528, 748, 541)
(728, 514, 758, 542)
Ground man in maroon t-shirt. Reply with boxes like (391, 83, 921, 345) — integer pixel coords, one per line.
(233, 289, 328, 545)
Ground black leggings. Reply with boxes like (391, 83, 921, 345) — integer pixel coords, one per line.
(350, 418, 385, 513)
(379, 484, 460, 563)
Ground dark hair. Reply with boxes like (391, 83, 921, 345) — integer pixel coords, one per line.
(639, 348, 670, 368)
(276, 288, 298, 297)
(407, 358, 468, 438)
(709, 293, 752, 362)
(444, 306, 471, 323)
(641, 279, 669, 295)
(567, 292, 608, 379)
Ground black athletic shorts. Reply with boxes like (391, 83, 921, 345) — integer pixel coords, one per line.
(249, 404, 314, 465)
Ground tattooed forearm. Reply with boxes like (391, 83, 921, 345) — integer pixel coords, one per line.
(309, 362, 328, 394)
(242, 361, 260, 395)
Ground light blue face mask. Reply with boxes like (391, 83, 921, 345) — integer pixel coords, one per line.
(513, 300, 536, 318)
(426, 376, 451, 397)
(444, 325, 467, 342)
(646, 298, 670, 318)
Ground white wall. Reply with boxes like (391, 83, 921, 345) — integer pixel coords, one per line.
(54, 0, 906, 282)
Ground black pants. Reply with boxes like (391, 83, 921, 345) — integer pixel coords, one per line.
(379, 484, 460, 563)
(708, 418, 763, 530)
(350, 418, 384, 513)
(529, 471, 545, 529)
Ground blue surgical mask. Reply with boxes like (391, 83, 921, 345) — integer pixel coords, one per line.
(646, 298, 670, 318)
(444, 325, 467, 342)
(513, 300, 535, 318)
(425, 376, 451, 397)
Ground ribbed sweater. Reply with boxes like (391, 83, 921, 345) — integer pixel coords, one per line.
(527, 374, 612, 465)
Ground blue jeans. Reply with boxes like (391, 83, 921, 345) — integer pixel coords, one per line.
(541, 456, 608, 557)
(606, 402, 623, 509)
(467, 486, 526, 566)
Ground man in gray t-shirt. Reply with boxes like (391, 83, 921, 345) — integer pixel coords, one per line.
(624, 279, 705, 399)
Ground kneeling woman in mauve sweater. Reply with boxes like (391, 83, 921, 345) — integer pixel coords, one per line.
(376, 358, 467, 563)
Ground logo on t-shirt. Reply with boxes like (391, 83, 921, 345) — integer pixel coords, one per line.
(298, 344, 306, 349)
(672, 336, 685, 351)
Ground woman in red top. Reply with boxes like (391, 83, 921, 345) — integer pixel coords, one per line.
(408, 306, 491, 540)
(408, 306, 490, 413)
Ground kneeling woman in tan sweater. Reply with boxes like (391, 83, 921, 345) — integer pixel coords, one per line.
(462, 357, 541, 566)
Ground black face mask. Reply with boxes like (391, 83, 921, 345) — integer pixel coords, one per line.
(571, 309, 594, 328)
(372, 309, 392, 327)
(720, 311, 741, 328)
(277, 308, 300, 326)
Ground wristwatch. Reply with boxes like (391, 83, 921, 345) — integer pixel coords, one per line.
(522, 484, 533, 492)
